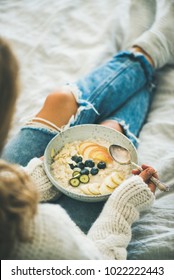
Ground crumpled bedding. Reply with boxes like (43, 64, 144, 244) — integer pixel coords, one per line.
(0, 0, 173, 259)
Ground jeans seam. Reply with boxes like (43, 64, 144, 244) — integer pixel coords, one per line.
(86, 60, 132, 104)
(75, 61, 131, 121)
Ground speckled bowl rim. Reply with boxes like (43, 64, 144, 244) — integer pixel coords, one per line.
(44, 124, 138, 202)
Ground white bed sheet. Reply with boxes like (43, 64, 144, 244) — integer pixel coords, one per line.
(0, 0, 174, 259)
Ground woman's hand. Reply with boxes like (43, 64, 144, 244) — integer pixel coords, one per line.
(132, 164, 158, 193)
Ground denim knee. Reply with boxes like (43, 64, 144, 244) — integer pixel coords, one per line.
(65, 51, 155, 128)
(1, 126, 57, 166)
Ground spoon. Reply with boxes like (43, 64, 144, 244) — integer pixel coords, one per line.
(109, 144, 169, 192)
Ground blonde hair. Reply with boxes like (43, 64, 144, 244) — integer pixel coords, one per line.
(0, 38, 39, 259)
(0, 37, 19, 153)
(0, 160, 39, 259)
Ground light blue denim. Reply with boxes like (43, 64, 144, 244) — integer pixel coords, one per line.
(72, 51, 155, 145)
(1, 51, 155, 234)
(71, 52, 155, 146)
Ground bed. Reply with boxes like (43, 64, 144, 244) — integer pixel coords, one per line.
(0, 0, 174, 260)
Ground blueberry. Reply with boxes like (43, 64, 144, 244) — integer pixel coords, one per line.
(71, 155, 79, 162)
(80, 168, 89, 175)
(90, 167, 99, 175)
(77, 156, 83, 162)
(69, 163, 76, 169)
(97, 161, 106, 169)
(71, 155, 83, 163)
(77, 162, 85, 169)
(85, 159, 95, 168)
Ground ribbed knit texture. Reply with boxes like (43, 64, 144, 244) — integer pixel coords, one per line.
(9, 163, 154, 260)
(9, 204, 102, 260)
(24, 158, 61, 202)
(88, 176, 154, 259)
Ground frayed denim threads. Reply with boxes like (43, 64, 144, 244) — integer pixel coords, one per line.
(2, 51, 155, 165)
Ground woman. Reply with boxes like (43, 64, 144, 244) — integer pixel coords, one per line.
(1, 45, 157, 232)
(2, 0, 173, 234)
(0, 37, 157, 260)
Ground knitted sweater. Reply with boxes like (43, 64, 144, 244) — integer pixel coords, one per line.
(9, 158, 154, 260)
(124, 0, 174, 69)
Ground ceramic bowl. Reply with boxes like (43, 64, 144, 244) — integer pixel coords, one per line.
(44, 124, 138, 202)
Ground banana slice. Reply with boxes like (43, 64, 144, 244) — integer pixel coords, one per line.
(80, 183, 100, 195)
(103, 176, 117, 189)
(88, 183, 101, 195)
(100, 183, 113, 195)
(80, 185, 93, 195)
(111, 171, 125, 185)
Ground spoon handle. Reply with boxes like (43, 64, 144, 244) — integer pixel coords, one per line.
(131, 162, 169, 192)
(149, 176, 170, 192)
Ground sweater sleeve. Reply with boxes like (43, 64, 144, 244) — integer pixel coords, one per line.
(130, 0, 174, 68)
(88, 175, 155, 260)
(23, 158, 61, 202)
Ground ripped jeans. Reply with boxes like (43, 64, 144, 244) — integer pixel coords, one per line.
(2, 51, 155, 233)
(71, 51, 155, 143)
(2, 51, 155, 166)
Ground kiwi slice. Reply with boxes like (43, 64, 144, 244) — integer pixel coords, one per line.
(72, 171, 81, 178)
(79, 174, 90, 184)
(69, 178, 80, 187)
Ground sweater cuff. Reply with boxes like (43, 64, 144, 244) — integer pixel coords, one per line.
(109, 175, 155, 213)
(130, 31, 166, 69)
(23, 157, 43, 174)
(23, 158, 61, 202)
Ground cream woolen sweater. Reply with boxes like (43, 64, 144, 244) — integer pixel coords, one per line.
(9, 159, 154, 260)
(125, 0, 174, 69)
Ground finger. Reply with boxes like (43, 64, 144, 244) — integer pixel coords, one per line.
(141, 164, 159, 179)
(141, 164, 152, 170)
(132, 169, 141, 175)
(139, 167, 157, 182)
(139, 168, 156, 193)
(148, 181, 156, 193)
(151, 170, 159, 179)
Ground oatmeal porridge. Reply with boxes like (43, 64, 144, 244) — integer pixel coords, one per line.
(51, 139, 131, 196)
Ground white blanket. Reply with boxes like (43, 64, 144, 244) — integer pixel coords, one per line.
(1, 0, 174, 259)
